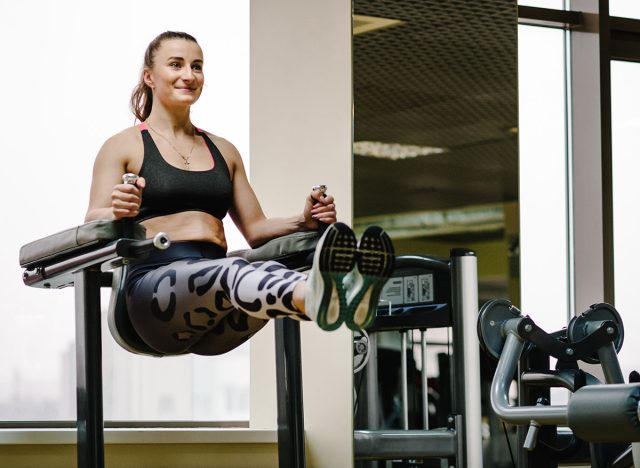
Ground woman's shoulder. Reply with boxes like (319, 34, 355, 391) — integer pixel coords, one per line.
(99, 125, 143, 153)
(106, 125, 143, 145)
(95, 125, 144, 165)
(199, 129, 241, 160)
(199, 129, 231, 146)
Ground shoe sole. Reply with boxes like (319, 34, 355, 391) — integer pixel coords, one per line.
(347, 226, 395, 331)
(314, 223, 357, 331)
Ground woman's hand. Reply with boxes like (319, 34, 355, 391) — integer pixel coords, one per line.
(302, 186, 337, 229)
(111, 177, 146, 219)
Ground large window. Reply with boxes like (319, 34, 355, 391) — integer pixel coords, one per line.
(610, 0, 640, 19)
(518, 24, 570, 332)
(0, 0, 250, 422)
(611, 60, 640, 380)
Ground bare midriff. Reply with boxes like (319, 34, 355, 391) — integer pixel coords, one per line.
(141, 211, 228, 251)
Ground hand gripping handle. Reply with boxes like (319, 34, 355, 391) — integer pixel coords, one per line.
(311, 184, 329, 234)
(121, 174, 139, 238)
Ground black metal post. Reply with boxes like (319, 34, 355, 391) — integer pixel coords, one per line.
(74, 269, 105, 468)
(274, 318, 306, 468)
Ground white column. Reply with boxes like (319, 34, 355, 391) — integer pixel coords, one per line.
(249, 1, 354, 467)
(570, 0, 605, 312)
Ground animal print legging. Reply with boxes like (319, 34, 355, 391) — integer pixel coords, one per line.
(125, 241, 308, 355)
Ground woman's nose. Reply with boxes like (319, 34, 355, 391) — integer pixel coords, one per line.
(181, 67, 194, 81)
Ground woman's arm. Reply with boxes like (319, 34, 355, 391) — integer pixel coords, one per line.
(85, 131, 145, 222)
(220, 139, 337, 248)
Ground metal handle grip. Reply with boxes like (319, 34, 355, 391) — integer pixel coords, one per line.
(121, 173, 139, 238)
(311, 184, 329, 234)
(523, 420, 541, 451)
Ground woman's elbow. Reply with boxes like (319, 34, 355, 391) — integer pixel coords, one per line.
(246, 235, 264, 249)
(84, 208, 113, 223)
(244, 227, 269, 249)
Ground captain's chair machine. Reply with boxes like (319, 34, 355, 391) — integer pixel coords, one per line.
(20, 219, 318, 468)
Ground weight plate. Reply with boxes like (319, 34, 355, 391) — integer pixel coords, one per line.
(567, 303, 624, 364)
(477, 299, 522, 360)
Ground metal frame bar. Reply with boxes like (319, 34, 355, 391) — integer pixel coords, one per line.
(274, 318, 306, 468)
(74, 269, 105, 468)
(491, 333, 568, 426)
(450, 249, 483, 468)
(598, 0, 615, 304)
(400, 331, 409, 430)
(354, 429, 457, 460)
(610, 16, 640, 62)
(518, 6, 583, 29)
(420, 329, 429, 430)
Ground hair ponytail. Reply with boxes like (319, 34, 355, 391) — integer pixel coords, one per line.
(129, 31, 199, 122)
(130, 80, 154, 122)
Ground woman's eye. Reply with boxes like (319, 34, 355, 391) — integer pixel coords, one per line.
(169, 62, 181, 68)
(192, 64, 203, 71)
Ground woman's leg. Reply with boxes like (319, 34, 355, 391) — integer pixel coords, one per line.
(188, 311, 269, 355)
(126, 257, 307, 354)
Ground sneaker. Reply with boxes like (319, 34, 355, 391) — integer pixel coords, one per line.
(344, 226, 395, 331)
(305, 222, 357, 330)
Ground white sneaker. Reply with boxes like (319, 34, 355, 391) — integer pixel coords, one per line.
(344, 226, 394, 331)
(304, 222, 357, 330)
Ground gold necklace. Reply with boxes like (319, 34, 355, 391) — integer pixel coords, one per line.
(146, 122, 196, 170)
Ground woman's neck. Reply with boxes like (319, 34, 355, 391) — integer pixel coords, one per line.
(145, 106, 193, 136)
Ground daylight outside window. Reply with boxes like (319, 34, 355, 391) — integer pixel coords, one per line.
(0, 0, 250, 422)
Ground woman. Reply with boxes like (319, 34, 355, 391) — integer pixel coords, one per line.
(85, 31, 394, 355)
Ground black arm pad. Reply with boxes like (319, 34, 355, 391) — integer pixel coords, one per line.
(568, 384, 640, 442)
(227, 231, 319, 269)
(20, 220, 146, 268)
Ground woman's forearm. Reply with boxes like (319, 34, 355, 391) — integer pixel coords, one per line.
(244, 214, 307, 247)
(84, 207, 116, 222)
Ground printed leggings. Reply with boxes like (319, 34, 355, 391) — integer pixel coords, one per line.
(125, 241, 308, 355)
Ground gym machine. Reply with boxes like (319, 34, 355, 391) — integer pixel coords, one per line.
(353, 249, 483, 467)
(20, 219, 318, 468)
(478, 299, 640, 467)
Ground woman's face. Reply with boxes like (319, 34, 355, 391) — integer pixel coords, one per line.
(144, 38, 205, 109)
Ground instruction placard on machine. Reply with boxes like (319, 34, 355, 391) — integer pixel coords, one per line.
(379, 273, 434, 306)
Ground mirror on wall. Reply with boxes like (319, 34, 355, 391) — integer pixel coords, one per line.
(353, 0, 518, 302)
(352, 0, 518, 466)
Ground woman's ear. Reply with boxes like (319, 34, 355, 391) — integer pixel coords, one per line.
(143, 68, 154, 89)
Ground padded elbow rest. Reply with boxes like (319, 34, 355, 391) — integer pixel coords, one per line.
(568, 384, 640, 442)
(19, 220, 146, 268)
(227, 230, 319, 269)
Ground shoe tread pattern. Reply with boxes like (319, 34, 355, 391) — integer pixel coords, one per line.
(347, 226, 395, 330)
(358, 228, 394, 277)
(315, 223, 356, 330)
(320, 227, 357, 274)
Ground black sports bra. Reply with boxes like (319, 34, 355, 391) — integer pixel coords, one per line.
(134, 123, 233, 222)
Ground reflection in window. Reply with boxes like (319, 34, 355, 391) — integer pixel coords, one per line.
(611, 60, 640, 380)
(518, 25, 569, 332)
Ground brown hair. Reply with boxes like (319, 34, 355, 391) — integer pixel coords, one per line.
(130, 31, 199, 122)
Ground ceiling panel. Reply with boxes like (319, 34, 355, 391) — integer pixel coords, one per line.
(353, 0, 519, 219)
